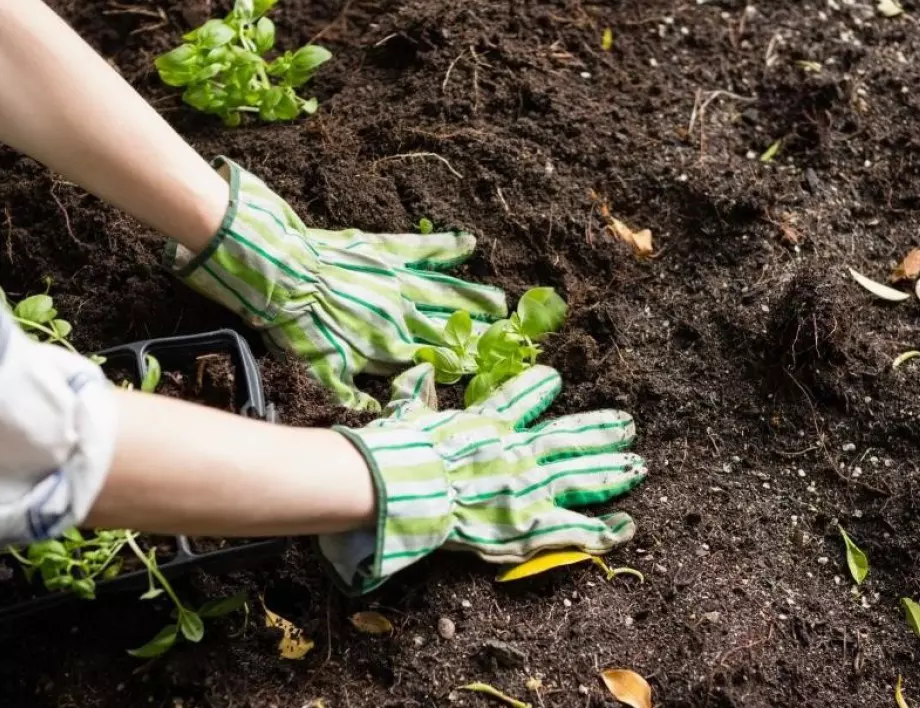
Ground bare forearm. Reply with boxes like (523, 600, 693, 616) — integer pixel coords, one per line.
(0, 0, 226, 252)
(85, 389, 376, 536)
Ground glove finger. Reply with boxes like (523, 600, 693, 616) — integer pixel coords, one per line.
(382, 363, 438, 419)
(264, 321, 381, 412)
(516, 410, 637, 462)
(538, 451, 647, 509)
(398, 268, 508, 321)
(451, 507, 634, 563)
(310, 228, 477, 269)
(473, 365, 561, 429)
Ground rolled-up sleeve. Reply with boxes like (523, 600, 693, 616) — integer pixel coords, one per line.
(0, 305, 116, 543)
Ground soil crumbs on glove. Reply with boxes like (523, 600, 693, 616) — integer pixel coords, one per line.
(3, 1, 920, 707)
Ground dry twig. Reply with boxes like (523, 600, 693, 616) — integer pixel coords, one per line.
(374, 152, 463, 179)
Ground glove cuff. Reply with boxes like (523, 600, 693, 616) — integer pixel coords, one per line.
(315, 425, 452, 594)
(163, 156, 317, 330)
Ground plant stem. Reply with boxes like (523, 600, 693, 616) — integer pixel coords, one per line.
(12, 317, 78, 353)
(125, 533, 186, 612)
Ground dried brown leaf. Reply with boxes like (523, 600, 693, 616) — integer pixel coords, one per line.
(891, 248, 920, 283)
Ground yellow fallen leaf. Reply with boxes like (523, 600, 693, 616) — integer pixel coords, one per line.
(600, 669, 652, 708)
(602, 28, 613, 51)
(878, 0, 904, 17)
(349, 611, 394, 635)
(261, 596, 314, 660)
(458, 682, 531, 708)
(893, 351, 920, 369)
(891, 248, 920, 283)
(849, 267, 912, 302)
(496, 550, 594, 581)
(898, 675, 910, 708)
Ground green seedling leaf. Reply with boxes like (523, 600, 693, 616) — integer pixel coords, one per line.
(141, 354, 162, 393)
(140, 587, 165, 600)
(418, 217, 434, 234)
(516, 288, 567, 340)
(458, 682, 531, 708)
(14, 294, 55, 324)
(185, 19, 236, 49)
(61, 528, 83, 543)
(253, 17, 275, 53)
(155, 44, 201, 86)
(51, 319, 72, 339)
(897, 675, 911, 708)
(414, 346, 464, 384)
(253, 0, 280, 17)
(287, 45, 333, 86)
(839, 526, 868, 584)
(443, 311, 473, 351)
(465, 372, 494, 406)
(233, 0, 255, 19)
(72, 578, 96, 599)
(901, 597, 920, 637)
(128, 624, 179, 658)
(199, 591, 249, 618)
(759, 139, 782, 163)
(179, 611, 205, 643)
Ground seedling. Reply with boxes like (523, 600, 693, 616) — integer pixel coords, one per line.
(155, 0, 332, 125)
(418, 217, 434, 234)
(8, 530, 246, 658)
(413, 287, 567, 405)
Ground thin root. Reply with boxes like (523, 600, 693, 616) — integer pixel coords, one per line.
(374, 152, 463, 179)
(50, 187, 90, 247)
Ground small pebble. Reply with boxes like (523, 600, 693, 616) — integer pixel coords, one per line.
(818, 556, 829, 565)
(579, 71, 591, 79)
(842, 443, 856, 452)
(578, 685, 590, 695)
(563, 598, 572, 608)
(413, 635, 426, 647)
(438, 617, 456, 640)
(460, 599, 472, 609)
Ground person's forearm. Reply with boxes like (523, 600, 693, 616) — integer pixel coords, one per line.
(0, 0, 227, 253)
(85, 389, 376, 536)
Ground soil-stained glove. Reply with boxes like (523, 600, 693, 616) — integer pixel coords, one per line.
(0, 306, 116, 544)
(165, 157, 507, 411)
(318, 363, 647, 594)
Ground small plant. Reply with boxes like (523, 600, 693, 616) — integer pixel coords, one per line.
(155, 0, 332, 125)
(414, 287, 567, 405)
(418, 217, 434, 235)
(2, 288, 76, 353)
(119, 354, 162, 393)
(8, 530, 246, 657)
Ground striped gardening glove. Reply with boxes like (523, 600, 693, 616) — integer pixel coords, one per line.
(165, 157, 507, 411)
(317, 363, 648, 594)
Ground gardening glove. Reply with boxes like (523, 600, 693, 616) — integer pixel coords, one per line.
(317, 363, 647, 594)
(164, 157, 507, 411)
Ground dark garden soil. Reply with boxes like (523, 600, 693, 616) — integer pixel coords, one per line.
(2, 0, 920, 705)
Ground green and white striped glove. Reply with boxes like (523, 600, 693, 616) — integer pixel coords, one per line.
(164, 157, 507, 411)
(318, 363, 647, 594)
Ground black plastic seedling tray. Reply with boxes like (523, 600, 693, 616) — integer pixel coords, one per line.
(0, 329, 286, 623)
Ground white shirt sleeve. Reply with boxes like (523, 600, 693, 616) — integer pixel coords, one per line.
(0, 305, 116, 544)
